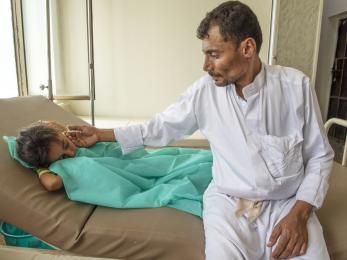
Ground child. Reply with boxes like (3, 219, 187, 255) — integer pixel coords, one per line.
(16, 121, 77, 191)
(8, 121, 212, 217)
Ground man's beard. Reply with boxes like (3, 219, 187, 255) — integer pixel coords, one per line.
(209, 72, 235, 87)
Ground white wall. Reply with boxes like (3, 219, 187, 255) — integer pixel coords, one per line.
(315, 0, 347, 120)
(66, 0, 272, 118)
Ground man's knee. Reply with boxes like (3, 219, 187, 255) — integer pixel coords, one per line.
(204, 227, 244, 260)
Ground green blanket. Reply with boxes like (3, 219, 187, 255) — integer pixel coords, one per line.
(4, 136, 212, 217)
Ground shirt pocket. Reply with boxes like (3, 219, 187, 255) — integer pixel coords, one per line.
(259, 133, 304, 179)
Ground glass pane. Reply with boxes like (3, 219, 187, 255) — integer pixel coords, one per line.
(336, 19, 347, 58)
(330, 59, 343, 97)
(327, 98, 339, 119)
(338, 100, 347, 120)
(22, 0, 49, 96)
(50, 0, 89, 97)
(0, 0, 18, 98)
(334, 125, 346, 141)
(335, 100, 347, 140)
(22, 0, 89, 97)
(341, 60, 347, 97)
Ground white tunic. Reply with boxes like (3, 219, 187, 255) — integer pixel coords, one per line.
(114, 64, 334, 209)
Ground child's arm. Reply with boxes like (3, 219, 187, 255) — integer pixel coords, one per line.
(35, 168, 63, 191)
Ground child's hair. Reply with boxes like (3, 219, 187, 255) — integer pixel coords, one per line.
(16, 123, 60, 168)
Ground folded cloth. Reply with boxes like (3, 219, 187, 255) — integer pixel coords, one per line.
(234, 198, 263, 223)
(4, 136, 212, 218)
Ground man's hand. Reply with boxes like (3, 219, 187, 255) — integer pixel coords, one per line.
(267, 200, 313, 259)
(66, 125, 99, 147)
(66, 125, 116, 147)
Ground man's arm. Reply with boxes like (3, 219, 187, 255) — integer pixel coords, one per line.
(97, 128, 116, 142)
(68, 82, 200, 154)
(114, 83, 200, 154)
(295, 77, 334, 208)
(268, 77, 334, 259)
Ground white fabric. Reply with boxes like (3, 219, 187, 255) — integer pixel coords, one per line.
(231, 86, 248, 115)
(114, 63, 334, 259)
(203, 181, 330, 260)
(114, 63, 334, 209)
(234, 198, 263, 223)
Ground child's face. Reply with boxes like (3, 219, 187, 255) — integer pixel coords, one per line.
(47, 132, 77, 164)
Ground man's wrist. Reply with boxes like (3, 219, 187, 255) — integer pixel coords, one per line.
(291, 200, 313, 221)
(96, 128, 116, 142)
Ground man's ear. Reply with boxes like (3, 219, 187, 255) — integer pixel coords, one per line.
(240, 38, 257, 58)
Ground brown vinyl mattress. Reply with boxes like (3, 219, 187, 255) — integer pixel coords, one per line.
(0, 96, 346, 259)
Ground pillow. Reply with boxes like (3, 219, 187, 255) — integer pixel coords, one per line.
(3, 136, 34, 169)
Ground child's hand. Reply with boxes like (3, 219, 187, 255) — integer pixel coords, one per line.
(65, 125, 99, 147)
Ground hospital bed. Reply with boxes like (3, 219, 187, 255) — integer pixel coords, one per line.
(0, 96, 346, 259)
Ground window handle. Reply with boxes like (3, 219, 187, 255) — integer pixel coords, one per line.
(39, 84, 48, 91)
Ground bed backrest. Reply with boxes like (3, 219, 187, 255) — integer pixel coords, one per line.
(0, 96, 205, 259)
(0, 96, 94, 249)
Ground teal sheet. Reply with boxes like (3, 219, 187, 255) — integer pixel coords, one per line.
(4, 136, 212, 217)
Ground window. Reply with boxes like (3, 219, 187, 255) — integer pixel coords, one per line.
(328, 18, 347, 139)
(0, 0, 19, 98)
(327, 18, 347, 162)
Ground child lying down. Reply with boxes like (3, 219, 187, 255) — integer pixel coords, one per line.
(4, 121, 212, 217)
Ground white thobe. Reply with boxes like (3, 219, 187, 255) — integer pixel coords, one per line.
(114, 64, 334, 259)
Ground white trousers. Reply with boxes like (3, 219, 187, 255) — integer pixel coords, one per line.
(203, 182, 330, 260)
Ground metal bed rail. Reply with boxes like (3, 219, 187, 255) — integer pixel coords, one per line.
(324, 118, 347, 167)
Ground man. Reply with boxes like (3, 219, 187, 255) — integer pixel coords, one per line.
(68, 1, 334, 259)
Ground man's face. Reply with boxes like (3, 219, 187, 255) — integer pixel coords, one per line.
(47, 133, 77, 164)
(202, 25, 248, 87)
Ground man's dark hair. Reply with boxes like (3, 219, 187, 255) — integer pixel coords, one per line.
(197, 1, 263, 53)
(16, 124, 59, 168)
